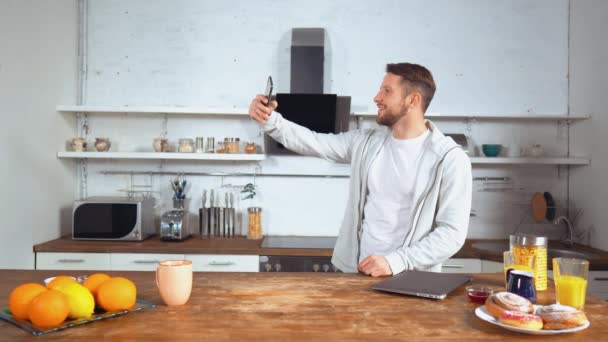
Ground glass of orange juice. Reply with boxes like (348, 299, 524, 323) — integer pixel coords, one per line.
(503, 251, 535, 288)
(553, 258, 589, 309)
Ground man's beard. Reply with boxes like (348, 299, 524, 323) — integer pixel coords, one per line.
(376, 106, 408, 127)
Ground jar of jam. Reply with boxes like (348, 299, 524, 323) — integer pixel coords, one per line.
(178, 138, 194, 153)
(224, 138, 240, 154)
(247, 207, 262, 239)
(510, 234, 548, 291)
(244, 142, 257, 154)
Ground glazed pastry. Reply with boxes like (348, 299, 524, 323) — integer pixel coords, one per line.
(536, 304, 589, 330)
(499, 310, 543, 330)
(485, 292, 534, 318)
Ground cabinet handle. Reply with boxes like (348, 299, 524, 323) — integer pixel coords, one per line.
(58, 259, 85, 263)
(208, 261, 235, 266)
(595, 278, 608, 281)
(133, 260, 161, 264)
(442, 264, 465, 269)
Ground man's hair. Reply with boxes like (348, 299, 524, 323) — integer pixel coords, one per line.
(386, 63, 436, 112)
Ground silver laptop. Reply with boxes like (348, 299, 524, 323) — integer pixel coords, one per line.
(371, 270, 471, 299)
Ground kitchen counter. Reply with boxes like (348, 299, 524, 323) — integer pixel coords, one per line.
(33, 237, 608, 269)
(1, 270, 607, 340)
(33, 236, 334, 257)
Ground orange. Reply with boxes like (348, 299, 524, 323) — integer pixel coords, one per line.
(47, 276, 77, 289)
(8, 283, 47, 320)
(28, 290, 70, 328)
(96, 277, 137, 312)
(82, 273, 111, 302)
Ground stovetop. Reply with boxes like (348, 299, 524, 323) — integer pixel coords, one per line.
(261, 236, 337, 249)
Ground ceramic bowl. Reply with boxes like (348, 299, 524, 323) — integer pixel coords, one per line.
(482, 144, 502, 157)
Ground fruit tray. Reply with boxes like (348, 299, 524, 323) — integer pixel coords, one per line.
(0, 299, 156, 336)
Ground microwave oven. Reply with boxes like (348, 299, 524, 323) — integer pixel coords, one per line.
(72, 197, 155, 241)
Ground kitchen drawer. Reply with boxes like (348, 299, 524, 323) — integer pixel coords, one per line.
(111, 253, 185, 271)
(481, 260, 503, 273)
(36, 252, 111, 271)
(186, 254, 259, 272)
(441, 258, 481, 273)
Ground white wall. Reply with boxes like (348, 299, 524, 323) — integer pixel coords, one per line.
(0, 1, 78, 268)
(569, 0, 608, 250)
(75, 0, 578, 239)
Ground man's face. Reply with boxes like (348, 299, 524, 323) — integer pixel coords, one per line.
(373, 73, 411, 127)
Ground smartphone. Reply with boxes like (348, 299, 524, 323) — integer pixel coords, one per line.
(265, 76, 274, 105)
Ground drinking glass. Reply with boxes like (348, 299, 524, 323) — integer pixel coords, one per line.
(553, 258, 589, 309)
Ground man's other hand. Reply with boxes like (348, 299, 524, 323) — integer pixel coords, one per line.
(249, 94, 278, 124)
(358, 255, 393, 277)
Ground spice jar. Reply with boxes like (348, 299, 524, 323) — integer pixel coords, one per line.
(224, 138, 240, 154)
(178, 139, 194, 153)
(247, 207, 262, 239)
(510, 234, 548, 291)
(244, 142, 257, 154)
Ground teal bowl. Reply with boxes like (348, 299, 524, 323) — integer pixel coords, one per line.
(482, 144, 502, 157)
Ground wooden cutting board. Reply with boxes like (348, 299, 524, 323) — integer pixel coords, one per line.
(531, 192, 547, 223)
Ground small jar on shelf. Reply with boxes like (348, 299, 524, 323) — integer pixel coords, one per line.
(178, 139, 194, 153)
(224, 138, 241, 153)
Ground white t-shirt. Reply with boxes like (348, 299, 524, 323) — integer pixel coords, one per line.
(359, 129, 431, 264)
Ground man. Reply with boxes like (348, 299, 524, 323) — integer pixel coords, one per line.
(249, 63, 472, 277)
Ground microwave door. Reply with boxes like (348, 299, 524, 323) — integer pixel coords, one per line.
(73, 203, 137, 239)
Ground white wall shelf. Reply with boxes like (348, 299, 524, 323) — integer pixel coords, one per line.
(470, 157, 589, 165)
(352, 112, 590, 121)
(57, 105, 249, 116)
(57, 152, 265, 161)
(56, 152, 586, 165)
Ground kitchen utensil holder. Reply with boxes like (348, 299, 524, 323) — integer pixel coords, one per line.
(173, 198, 186, 209)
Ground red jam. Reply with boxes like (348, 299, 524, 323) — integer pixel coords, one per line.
(467, 290, 490, 304)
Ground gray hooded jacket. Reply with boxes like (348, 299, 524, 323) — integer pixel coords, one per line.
(263, 112, 472, 274)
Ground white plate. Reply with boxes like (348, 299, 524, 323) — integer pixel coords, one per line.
(475, 306, 590, 335)
(43, 276, 84, 286)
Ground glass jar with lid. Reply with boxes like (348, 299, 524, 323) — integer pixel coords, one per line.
(510, 234, 548, 291)
(178, 138, 194, 153)
(247, 207, 262, 239)
(224, 138, 240, 154)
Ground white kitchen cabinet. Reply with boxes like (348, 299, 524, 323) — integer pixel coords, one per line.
(481, 260, 503, 273)
(36, 252, 111, 271)
(441, 258, 482, 273)
(186, 254, 259, 272)
(110, 253, 185, 271)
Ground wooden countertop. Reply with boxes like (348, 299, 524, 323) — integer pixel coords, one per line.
(1, 271, 606, 340)
(33, 237, 608, 269)
(33, 236, 334, 257)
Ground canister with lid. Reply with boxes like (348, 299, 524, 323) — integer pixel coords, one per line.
(178, 138, 194, 153)
(509, 234, 548, 291)
(247, 207, 262, 239)
(224, 138, 240, 154)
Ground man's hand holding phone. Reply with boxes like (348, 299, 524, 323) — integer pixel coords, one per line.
(249, 76, 278, 124)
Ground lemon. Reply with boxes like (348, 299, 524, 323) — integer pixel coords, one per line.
(55, 283, 95, 319)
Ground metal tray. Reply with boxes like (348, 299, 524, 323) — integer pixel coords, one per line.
(0, 299, 156, 336)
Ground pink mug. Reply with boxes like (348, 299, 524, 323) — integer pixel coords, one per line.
(156, 260, 193, 306)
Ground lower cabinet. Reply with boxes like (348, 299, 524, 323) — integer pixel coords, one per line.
(185, 254, 259, 272)
(36, 252, 111, 271)
(36, 252, 259, 272)
(481, 260, 503, 273)
(441, 258, 482, 273)
(110, 253, 185, 271)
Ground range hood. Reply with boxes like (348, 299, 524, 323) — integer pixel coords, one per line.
(290, 28, 326, 94)
(265, 28, 351, 155)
